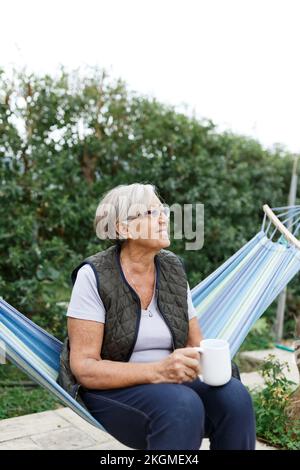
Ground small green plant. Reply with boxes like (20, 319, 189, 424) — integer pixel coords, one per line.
(239, 318, 274, 352)
(251, 354, 300, 450)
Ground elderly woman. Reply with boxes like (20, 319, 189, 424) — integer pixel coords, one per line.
(57, 183, 256, 450)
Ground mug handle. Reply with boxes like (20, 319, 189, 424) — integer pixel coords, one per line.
(193, 347, 204, 381)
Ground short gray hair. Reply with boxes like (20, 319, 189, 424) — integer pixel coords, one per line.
(94, 183, 161, 242)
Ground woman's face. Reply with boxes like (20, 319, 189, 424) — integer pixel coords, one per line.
(123, 195, 171, 250)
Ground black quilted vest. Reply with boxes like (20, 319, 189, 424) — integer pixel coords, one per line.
(56, 244, 189, 405)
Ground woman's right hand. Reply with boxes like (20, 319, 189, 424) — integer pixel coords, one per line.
(153, 347, 201, 384)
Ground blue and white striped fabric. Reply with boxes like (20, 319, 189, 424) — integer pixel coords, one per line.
(1, 205, 300, 432)
(0, 298, 105, 430)
(193, 230, 300, 357)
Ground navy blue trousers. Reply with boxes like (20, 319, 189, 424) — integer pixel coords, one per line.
(80, 377, 256, 450)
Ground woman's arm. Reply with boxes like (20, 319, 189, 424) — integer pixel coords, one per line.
(186, 282, 203, 347)
(68, 317, 160, 390)
(68, 317, 201, 389)
(186, 317, 204, 347)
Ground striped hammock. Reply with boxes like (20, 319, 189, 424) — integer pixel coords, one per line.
(1, 204, 300, 432)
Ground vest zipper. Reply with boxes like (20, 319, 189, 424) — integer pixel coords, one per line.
(115, 245, 142, 362)
(154, 256, 176, 351)
(125, 291, 141, 362)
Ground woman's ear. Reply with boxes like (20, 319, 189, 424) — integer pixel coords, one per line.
(116, 220, 130, 241)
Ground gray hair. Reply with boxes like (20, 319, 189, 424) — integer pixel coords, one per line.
(94, 183, 161, 242)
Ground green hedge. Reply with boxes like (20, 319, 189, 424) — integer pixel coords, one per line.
(0, 67, 298, 340)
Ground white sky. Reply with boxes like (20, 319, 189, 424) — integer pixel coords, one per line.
(1, 0, 300, 152)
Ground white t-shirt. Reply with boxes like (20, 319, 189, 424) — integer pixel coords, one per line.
(67, 264, 197, 363)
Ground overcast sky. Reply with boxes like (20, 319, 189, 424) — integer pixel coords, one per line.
(1, 0, 300, 152)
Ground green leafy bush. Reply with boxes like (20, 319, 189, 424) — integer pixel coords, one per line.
(251, 354, 300, 450)
(0, 67, 299, 341)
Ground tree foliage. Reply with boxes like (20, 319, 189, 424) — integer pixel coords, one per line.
(0, 68, 297, 339)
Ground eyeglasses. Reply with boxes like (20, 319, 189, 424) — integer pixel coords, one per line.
(125, 205, 170, 222)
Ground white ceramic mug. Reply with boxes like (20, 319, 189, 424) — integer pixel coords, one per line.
(193, 339, 232, 386)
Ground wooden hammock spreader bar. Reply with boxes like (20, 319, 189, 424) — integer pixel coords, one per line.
(263, 204, 300, 250)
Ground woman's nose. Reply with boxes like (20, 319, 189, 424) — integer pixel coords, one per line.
(159, 211, 168, 222)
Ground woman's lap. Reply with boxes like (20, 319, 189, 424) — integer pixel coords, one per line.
(80, 380, 205, 449)
(80, 377, 255, 450)
(183, 377, 255, 438)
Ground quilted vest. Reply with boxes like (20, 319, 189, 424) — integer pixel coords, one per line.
(56, 244, 189, 406)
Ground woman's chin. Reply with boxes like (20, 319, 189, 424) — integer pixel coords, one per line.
(158, 237, 171, 249)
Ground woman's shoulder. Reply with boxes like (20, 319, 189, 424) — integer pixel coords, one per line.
(77, 263, 95, 276)
(73, 263, 96, 284)
(159, 249, 186, 272)
(67, 263, 106, 323)
(158, 248, 180, 261)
